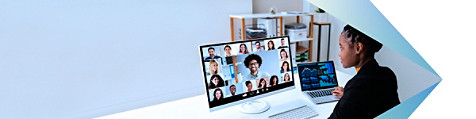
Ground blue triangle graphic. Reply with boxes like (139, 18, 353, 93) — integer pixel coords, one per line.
(376, 82, 440, 119)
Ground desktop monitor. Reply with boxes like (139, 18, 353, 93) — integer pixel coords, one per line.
(199, 36, 295, 113)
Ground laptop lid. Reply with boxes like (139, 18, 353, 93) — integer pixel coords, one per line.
(297, 61, 338, 91)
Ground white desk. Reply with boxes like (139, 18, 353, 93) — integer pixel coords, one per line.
(97, 71, 353, 119)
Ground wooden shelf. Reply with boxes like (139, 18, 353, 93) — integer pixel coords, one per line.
(296, 45, 309, 54)
(230, 12, 314, 19)
(313, 22, 331, 25)
(229, 12, 315, 62)
(229, 13, 314, 41)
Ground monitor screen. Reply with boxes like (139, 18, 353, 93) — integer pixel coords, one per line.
(199, 37, 295, 110)
(297, 61, 338, 91)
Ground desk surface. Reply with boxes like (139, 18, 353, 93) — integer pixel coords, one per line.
(97, 71, 353, 119)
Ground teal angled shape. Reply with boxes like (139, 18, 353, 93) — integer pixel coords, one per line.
(376, 82, 440, 119)
(307, 0, 438, 77)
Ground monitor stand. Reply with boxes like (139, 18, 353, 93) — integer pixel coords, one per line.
(239, 100, 270, 114)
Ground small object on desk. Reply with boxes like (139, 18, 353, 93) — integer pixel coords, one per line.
(269, 105, 318, 119)
(270, 7, 276, 14)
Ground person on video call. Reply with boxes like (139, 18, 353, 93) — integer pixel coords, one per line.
(278, 38, 288, 48)
(254, 41, 264, 52)
(245, 81, 253, 92)
(204, 47, 221, 61)
(283, 73, 291, 83)
(238, 43, 250, 54)
(257, 78, 268, 92)
(280, 61, 290, 73)
(257, 78, 268, 88)
(209, 74, 225, 89)
(267, 40, 275, 51)
(212, 88, 224, 102)
(243, 54, 270, 82)
(270, 75, 279, 86)
(224, 45, 232, 57)
(329, 25, 400, 119)
(280, 49, 288, 61)
(208, 60, 219, 75)
(229, 85, 236, 96)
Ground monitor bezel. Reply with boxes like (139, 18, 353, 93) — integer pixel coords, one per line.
(198, 36, 296, 112)
(297, 61, 339, 91)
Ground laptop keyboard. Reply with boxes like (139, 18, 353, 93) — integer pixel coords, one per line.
(308, 89, 334, 98)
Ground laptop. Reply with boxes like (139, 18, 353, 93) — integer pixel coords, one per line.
(297, 61, 339, 104)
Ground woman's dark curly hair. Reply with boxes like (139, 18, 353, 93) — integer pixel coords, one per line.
(342, 25, 383, 58)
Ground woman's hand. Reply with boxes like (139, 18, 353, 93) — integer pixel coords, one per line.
(332, 86, 344, 99)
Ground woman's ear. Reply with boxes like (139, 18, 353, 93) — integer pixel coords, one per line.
(355, 42, 364, 54)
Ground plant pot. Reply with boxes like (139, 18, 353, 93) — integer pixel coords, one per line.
(315, 13, 328, 22)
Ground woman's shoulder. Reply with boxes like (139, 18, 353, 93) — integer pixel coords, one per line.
(377, 66, 396, 79)
(350, 66, 396, 86)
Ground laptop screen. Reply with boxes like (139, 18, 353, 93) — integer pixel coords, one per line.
(297, 61, 338, 91)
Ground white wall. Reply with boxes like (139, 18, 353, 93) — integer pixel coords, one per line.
(253, 0, 303, 13)
(253, 0, 303, 25)
(0, 0, 252, 119)
(303, 0, 438, 102)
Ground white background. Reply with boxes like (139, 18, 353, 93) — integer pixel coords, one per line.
(371, 0, 476, 118)
(0, 0, 252, 118)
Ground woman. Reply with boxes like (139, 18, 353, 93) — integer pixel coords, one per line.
(212, 88, 224, 102)
(283, 73, 291, 83)
(257, 78, 268, 93)
(328, 25, 400, 119)
(257, 78, 267, 88)
(245, 81, 253, 92)
(270, 75, 279, 86)
(208, 60, 219, 75)
(280, 61, 290, 73)
(209, 74, 225, 89)
(280, 49, 288, 61)
(267, 40, 275, 51)
(238, 43, 249, 54)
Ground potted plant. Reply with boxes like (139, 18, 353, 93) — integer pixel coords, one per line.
(314, 8, 328, 22)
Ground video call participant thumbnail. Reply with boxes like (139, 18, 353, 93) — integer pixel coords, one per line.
(254, 41, 264, 52)
(208, 60, 219, 75)
(245, 81, 253, 92)
(243, 54, 270, 82)
(212, 88, 224, 102)
(283, 72, 291, 83)
(280, 49, 288, 61)
(238, 43, 250, 55)
(270, 75, 279, 86)
(224, 45, 232, 57)
(257, 78, 268, 88)
(278, 38, 288, 48)
(328, 25, 400, 119)
(229, 85, 236, 96)
(257, 78, 268, 93)
(267, 40, 275, 51)
(204, 47, 222, 61)
(280, 61, 290, 73)
(209, 74, 225, 89)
